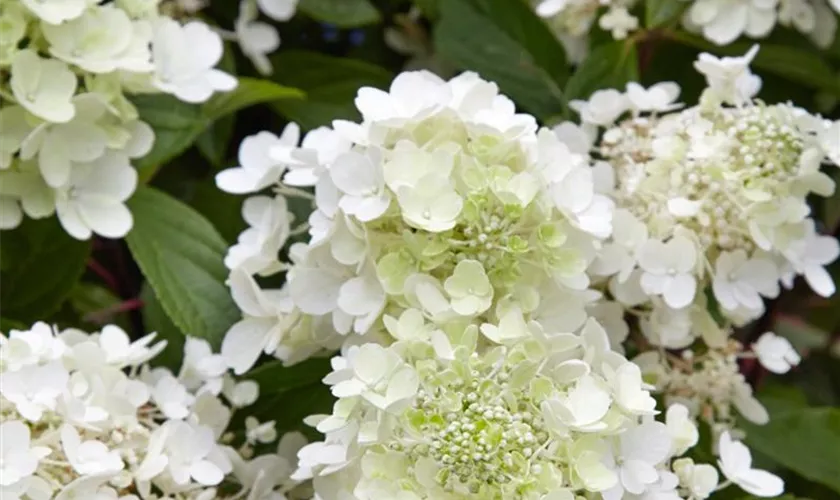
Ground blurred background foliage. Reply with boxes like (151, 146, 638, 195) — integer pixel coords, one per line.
(1, 1, 839, 498)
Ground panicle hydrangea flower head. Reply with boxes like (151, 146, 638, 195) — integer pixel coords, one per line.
(575, 45, 839, 336)
(218, 70, 617, 372)
(292, 318, 715, 499)
(0, 321, 310, 499)
(0, 0, 240, 240)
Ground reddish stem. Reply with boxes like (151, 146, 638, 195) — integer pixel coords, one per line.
(87, 259, 121, 294)
(84, 298, 145, 324)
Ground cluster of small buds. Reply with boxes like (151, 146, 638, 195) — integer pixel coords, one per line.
(0, 322, 308, 499)
(637, 340, 771, 430)
(0, 0, 236, 239)
(405, 362, 550, 491)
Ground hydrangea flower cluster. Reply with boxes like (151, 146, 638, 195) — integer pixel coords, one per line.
(0, 0, 236, 239)
(532, 0, 839, 62)
(295, 320, 719, 500)
(568, 46, 840, 344)
(216, 69, 617, 372)
(0, 322, 310, 499)
(214, 64, 798, 499)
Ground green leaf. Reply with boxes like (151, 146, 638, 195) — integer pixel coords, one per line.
(645, 0, 685, 27)
(202, 78, 303, 122)
(0, 218, 91, 323)
(134, 78, 303, 183)
(140, 282, 185, 371)
(126, 186, 238, 348)
(669, 32, 840, 97)
(195, 115, 235, 168)
(244, 358, 331, 394)
(188, 181, 246, 244)
(0, 317, 28, 332)
(132, 95, 201, 181)
(69, 283, 127, 328)
(298, 0, 380, 27)
(565, 41, 639, 102)
(742, 406, 840, 493)
(271, 50, 393, 129)
(434, 0, 568, 119)
(249, 382, 334, 438)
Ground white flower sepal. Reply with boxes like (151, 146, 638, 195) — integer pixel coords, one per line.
(718, 431, 784, 498)
(637, 235, 698, 309)
(151, 19, 237, 104)
(752, 331, 801, 374)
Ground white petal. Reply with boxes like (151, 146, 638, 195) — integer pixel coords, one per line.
(190, 460, 224, 485)
(221, 318, 274, 374)
(78, 200, 133, 239)
(737, 469, 785, 498)
(663, 274, 696, 309)
(804, 265, 836, 297)
(704, 5, 748, 44)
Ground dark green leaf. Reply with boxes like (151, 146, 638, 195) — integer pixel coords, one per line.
(743, 405, 840, 493)
(126, 186, 238, 348)
(202, 78, 303, 122)
(0, 317, 28, 332)
(69, 283, 129, 329)
(244, 357, 331, 394)
(134, 78, 303, 183)
(0, 218, 91, 323)
(434, 0, 568, 119)
(132, 95, 202, 181)
(298, 0, 380, 27)
(195, 115, 235, 168)
(188, 181, 246, 244)
(565, 41, 639, 102)
(140, 282, 185, 371)
(250, 382, 334, 437)
(645, 0, 685, 28)
(271, 50, 392, 129)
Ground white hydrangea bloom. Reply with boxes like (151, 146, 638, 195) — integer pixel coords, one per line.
(752, 331, 801, 373)
(19, 0, 95, 25)
(533, 0, 640, 60)
(151, 19, 237, 103)
(684, 0, 777, 45)
(1, 0, 237, 239)
(235, 0, 281, 75)
(41, 4, 153, 74)
(294, 318, 707, 499)
(579, 45, 838, 335)
(718, 431, 784, 497)
(10, 49, 77, 123)
(219, 70, 616, 372)
(0, 321, 303, 499)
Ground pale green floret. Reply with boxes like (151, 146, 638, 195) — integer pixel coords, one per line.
(366, 116, 590, 306)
